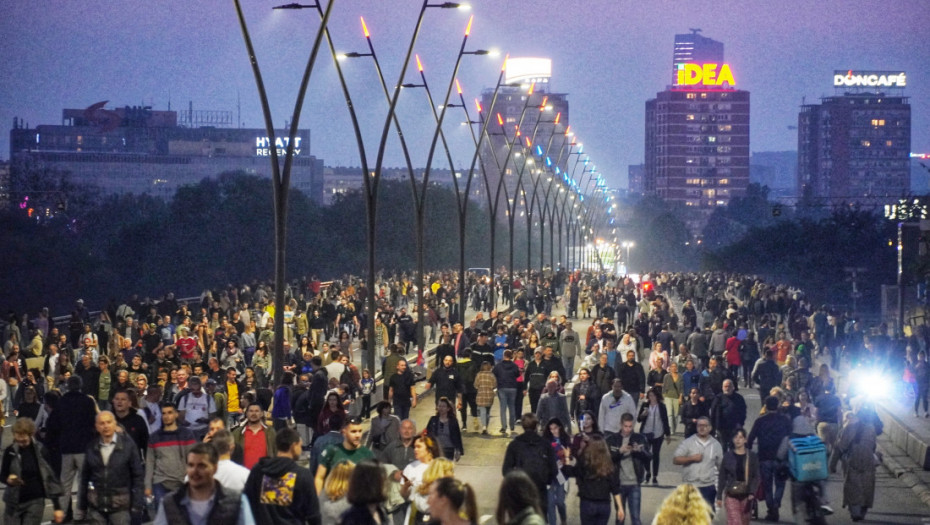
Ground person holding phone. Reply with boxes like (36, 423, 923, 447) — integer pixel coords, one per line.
(2, 418, 66, 524)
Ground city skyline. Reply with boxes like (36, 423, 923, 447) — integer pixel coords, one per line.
(2, 1, 927, 190)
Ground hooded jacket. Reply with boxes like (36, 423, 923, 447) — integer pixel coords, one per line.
(244, 456, 320, 525)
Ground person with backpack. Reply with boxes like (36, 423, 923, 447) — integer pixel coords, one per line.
(502, 414, 558, 510)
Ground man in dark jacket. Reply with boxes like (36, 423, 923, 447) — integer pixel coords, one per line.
(245, 428, 321, 525)
(47, 376, 98, 522)
(493, 350, 522, 434)
(502, 414, 557, 510)
(424, 355, 463, 408)
(747, 396, 792, 522)
(155, 442, 254, 525)
(711, 379, 747, 451)
(617, 350, 646, 404)
(751, 349, 782, 399)
(78, 411, 145, 525)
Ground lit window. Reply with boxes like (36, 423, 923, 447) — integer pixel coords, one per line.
(719, 179, 729, 185)
(861, 140, 871, 147)
(686, 114, 695, 121)
(886, 140, 893, 147)
(700, 93, 708, 99)
(707, 136, 717, 143)
(871, 119, 885, 126)
(686, 93, 696, 100)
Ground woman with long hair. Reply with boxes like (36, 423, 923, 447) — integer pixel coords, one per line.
(426, 397, 464, 460)
(662, 362, 683, 436)
(637, 387, 670, 484)
(542, 418, 571, 525)
(561, 435, 623, 525)
(317, 391, 347, 437)
(495, 471, 546, 525)
(338, 330, 352, 355)
(716, 428, 760, 525)
(652, 483, 713, 525)
(570, 410, 601, 458)
(240, 321, 257, 366)
(426, 477, 478, 525)
(320, 461, 356, 523)
(680, 387, 709, 438)
(570, 368, 600, 425)
(252, 342, 272, 384)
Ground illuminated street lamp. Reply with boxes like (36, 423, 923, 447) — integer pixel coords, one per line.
(276, 0, 466, 374)
(622, 241, 634, 271)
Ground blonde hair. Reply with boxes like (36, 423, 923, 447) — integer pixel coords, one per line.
(652, 483, 713, 525)
(324, 461, 355, 501)
(418, 457, 455, 496)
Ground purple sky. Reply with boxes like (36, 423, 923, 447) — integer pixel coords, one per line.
(2, 0, 927, 189)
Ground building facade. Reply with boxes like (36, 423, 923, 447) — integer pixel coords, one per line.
(9, 104, 324, 204)
(672, 31, 724, 87)
(645, 33, 750, 234)
(797, 94, 911, 204)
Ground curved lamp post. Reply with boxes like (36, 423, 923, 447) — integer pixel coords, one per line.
(235, 0, 334, 384)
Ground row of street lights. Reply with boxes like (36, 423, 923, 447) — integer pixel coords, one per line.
(235, 1, 621, 378)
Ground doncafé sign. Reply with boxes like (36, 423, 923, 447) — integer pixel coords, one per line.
(834, 70, 906, 88)
(676, 63, 736, 87)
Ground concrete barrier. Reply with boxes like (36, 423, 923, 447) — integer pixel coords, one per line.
(876, 403, 930, 471)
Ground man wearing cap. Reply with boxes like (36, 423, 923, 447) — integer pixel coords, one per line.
(469, 331, 496, 367)
(177, 377, 217, 440)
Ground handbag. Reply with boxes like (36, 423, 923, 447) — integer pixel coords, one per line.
(726, 452, 751, 498)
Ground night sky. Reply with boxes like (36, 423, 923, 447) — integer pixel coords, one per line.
(2, 0, 927, 189)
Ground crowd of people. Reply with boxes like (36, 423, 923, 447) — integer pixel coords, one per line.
(0, 269, 901, 524)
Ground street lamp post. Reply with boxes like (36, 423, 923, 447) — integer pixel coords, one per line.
(235, 0, 334, 385)
(280, 1, 466, 375)
(622, 241, 634, 273)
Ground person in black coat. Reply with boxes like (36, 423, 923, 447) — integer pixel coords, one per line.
(680, 386, 710, 438)
(46, 376, 98, 521)
(425, 397, 464, 460)
(570, 368, 601, 424)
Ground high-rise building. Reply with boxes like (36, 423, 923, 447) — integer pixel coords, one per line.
(645, 33, 750, 234)
(798, 91, 910, 204)
(672, 31, 724, 87)
(478, 58, 570, 213)
(750, 151, 798, 200)
(628, 163, 645, 194)
(9, 103, 325, 206)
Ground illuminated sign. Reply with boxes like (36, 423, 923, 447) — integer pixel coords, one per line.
(834, 70, 906, 88)
(675, 63, 735, 87)
(505, 57, 552, 85)
(255, 136, 302, 157)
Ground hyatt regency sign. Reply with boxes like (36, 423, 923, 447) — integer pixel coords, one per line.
(255, 136, 302, 157)
(834, 70, 906, 88)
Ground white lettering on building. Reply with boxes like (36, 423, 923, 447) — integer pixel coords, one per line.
(833, 71, 906, 88)
(255, 136, 302, 156)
